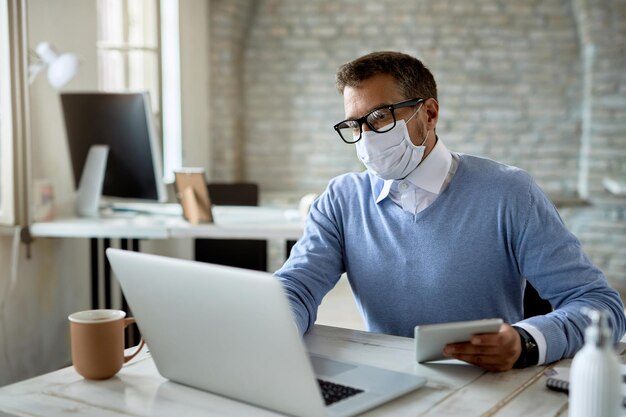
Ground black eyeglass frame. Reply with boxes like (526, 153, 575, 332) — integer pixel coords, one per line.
(333, 98, 425, 144)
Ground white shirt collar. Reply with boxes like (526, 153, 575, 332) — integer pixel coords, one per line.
(375, 139, 453, 203)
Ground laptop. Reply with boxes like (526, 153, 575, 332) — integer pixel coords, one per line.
(106, 249, 426, 417)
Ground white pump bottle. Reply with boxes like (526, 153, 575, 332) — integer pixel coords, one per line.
(569, 308, 621, 417)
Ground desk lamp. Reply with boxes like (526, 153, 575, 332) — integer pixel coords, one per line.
(28, 42, 79, 89)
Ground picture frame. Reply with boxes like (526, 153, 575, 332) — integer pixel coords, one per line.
(174, 168, 213, 224)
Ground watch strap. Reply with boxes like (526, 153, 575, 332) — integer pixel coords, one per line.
(513, 326, 539, 368)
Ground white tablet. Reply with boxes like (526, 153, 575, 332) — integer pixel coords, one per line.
(414, 318, 503, 363)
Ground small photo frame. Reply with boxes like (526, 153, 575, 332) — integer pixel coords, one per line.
(174, 168, 213, 224)
(33, 179, 56, 222)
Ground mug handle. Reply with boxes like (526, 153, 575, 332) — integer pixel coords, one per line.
(123, 317, 146, 363)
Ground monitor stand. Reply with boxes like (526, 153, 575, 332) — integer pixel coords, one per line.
(75, 145, 109, 217)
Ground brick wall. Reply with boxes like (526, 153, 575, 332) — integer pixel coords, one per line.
(208, 0, 626, 289)
(209, 0, 257, 181)
(565, 0, 626, 290)
(575, 0, 626, 196)
(235, 0, 584, 194)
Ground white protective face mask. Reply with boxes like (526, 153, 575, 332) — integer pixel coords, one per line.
(355, 106, 429, 180)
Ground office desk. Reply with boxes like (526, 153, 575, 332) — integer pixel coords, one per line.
(0, 325, 574, 417)
(29, 206, 304, 240)
(30, 206, 305, 347)
(169, 206, 303, 240)
(30, 206, 305, 310)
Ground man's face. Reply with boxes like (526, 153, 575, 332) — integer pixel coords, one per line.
(342, 73, 429, 147)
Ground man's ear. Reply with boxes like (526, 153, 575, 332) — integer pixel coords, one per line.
(425, 99, 439, 127)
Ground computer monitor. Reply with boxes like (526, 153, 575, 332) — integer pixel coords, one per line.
(60, 92, 167, 215)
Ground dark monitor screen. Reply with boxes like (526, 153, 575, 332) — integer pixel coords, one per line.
(60, 92, 166, 202)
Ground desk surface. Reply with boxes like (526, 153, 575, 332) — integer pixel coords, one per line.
(30, 206, 305, 240)
(0, 325, 575, 417)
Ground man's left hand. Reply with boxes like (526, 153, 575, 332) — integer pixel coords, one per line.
(442, 323, 521, 372)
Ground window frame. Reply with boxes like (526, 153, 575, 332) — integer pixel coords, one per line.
(96, 0, 182, 185)
(96, 0, 161, 110)
(0, 0, 30, 228)
(0, 0, 15, 225)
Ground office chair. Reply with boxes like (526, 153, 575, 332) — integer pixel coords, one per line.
(523, 282, 552, 319)
(194, 183, 268, 271)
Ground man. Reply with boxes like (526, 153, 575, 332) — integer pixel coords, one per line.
(275, 51, 625, 372)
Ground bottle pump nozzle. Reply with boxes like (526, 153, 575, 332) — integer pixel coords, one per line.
(582, 307, 613, 347)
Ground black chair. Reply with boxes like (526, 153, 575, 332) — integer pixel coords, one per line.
(523, 282, 552, 319)
(194, 183, 267, 271)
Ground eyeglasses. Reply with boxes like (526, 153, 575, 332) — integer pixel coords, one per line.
(333, 98, 425, 144)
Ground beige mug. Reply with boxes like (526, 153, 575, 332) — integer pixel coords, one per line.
(69, 309, 145, 380)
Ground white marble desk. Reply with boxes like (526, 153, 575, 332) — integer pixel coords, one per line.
(0, 325, 572, 417)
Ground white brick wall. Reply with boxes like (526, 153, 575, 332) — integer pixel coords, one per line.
(207, 0, 626, 289)
(211, 0, 583, 195)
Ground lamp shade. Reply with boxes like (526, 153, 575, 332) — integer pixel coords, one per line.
(33, 42, 80, 89)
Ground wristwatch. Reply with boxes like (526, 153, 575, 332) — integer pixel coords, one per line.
(513, 326, 539, 368)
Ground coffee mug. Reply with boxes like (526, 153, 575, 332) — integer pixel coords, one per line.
(69, 309, 145, 380)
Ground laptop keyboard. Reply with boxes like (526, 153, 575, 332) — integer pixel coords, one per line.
(317, 379, 364, 406)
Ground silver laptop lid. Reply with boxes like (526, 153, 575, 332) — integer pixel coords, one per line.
(106, 248, 326, 417)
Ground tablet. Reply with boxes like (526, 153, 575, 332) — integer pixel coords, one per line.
(414, 318, 503, 363)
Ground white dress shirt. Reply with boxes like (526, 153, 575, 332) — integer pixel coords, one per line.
(375, 139, 459, 214)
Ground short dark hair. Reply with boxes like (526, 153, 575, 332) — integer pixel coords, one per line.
(335, 51, 438, 101)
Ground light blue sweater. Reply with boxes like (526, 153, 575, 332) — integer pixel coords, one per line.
(275, 154, 626, 364)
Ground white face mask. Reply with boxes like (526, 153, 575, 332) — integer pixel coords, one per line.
(355, 106, 429, 180)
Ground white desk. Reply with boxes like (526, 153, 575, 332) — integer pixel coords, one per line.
(30, 206, 305, 240)
(169, 206, 304, 240)
(30, 215, 175, 239)
(0, 325, 575, 417)
(30, 206, 305, 313)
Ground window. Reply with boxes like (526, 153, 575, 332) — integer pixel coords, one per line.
(159, 0, 182, 183)
(96, 0, 182, 182)
(97, 0, 160, 108)
(0, 0, 16, 225)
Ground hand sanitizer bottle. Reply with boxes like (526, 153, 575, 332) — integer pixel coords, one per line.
(569, 309, 621, 417)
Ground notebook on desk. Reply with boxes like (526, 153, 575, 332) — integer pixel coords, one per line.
(106, 249, 426, 417)
(545, 363, 626, 408)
